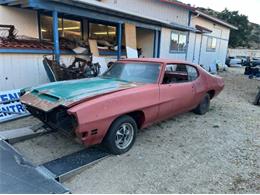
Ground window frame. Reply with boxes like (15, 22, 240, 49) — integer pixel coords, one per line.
(162, 63, 199, 84)
(38, 13, 83, 41)
(102, 62, 161, 84)
(88, 21, 117, 43)
(206, 37, 217, 52)
(169, 30, 188, 53)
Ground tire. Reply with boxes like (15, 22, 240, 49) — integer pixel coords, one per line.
(104, 115, 137, 155)
(253, 89, 260, 105)
(193, 94, 210, 115)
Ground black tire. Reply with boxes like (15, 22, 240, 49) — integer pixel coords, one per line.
(103, 115, 137, 155)
(193, 94, 210, 115)
(253, 89, 260, 105)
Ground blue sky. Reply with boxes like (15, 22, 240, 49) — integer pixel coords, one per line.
(181, 0, 260, 24)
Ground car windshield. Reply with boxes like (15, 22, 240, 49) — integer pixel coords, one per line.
(101, 62, 161, 83)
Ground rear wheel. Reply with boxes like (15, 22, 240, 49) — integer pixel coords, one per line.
(193, 94, 210, 115)
(104, 115, 137, 155)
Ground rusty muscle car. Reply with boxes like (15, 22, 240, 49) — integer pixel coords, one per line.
(20, 59, 224, 154)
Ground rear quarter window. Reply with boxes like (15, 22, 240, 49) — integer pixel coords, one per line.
(186, 65, 199, 81)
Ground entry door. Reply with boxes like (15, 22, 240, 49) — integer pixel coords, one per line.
(193, 33, 202, 64)
(159, 83, 194, 119)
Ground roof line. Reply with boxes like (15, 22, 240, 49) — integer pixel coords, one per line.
(195, 10, 238, 30)
(159, 0, 195, 11)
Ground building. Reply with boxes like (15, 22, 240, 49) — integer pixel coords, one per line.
(0, 0, 237, 92)
(189, 10, 237, 68)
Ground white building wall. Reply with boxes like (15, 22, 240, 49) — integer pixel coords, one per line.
(0, 54, 49, 91)
(159, 28, 186, 60)
(191, 17, 230, 39)
(188, 16, 231, 69)
(0, 6, 39, 38)
(101, 0, 189, 25)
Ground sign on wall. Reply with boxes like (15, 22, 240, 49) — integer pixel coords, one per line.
(0, 89, 30, 123)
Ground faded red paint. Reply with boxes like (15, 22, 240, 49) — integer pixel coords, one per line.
(67, 59, 224, 147)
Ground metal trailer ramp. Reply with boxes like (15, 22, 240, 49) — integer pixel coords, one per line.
(0, 126, 110, 193)
(42, 147, 109, 182)
(0, 139, 70, 194)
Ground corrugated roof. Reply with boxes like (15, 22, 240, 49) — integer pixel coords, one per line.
(0, 38, 71, 50)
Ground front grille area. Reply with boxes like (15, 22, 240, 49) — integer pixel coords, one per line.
(25, 105, 77, 135)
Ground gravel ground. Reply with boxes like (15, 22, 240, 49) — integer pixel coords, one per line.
(1, 67, 259, 193)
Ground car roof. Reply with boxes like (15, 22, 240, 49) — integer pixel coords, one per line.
(119, 58, 195, 65)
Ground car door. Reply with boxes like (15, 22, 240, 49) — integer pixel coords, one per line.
(158, 64, 195, 119)
(186, 65, 204, 108)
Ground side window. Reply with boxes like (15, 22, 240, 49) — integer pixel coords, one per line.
(206, 37, 217, 52)
(163, 64, 189, 84)
(186, 65, 199, 81)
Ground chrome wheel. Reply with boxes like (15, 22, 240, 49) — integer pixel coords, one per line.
(115, 123, 134, 150)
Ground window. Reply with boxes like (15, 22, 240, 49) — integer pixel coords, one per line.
(207, 37, 217, 51)
(102, 62, 160, 84)
(186, 65, 198, 81)
(170, 31, 187, 52)
(163, 64, 198, 84)
(89, 23, 116, 45)
(40, 15, 82, 41)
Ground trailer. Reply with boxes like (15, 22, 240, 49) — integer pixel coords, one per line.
(0, 124, 110, 193)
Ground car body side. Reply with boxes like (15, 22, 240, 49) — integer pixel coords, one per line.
(67, 60, 224, 146)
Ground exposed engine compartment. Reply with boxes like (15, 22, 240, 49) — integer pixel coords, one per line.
(25, 105, 77, 135)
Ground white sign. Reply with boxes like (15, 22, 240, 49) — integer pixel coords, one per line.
(0, 89, 30, 123)
(126, 47, 138, 58)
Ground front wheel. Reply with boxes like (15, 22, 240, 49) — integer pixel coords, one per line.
(104, 115, 137, 155)
(193, 94, 210, 115)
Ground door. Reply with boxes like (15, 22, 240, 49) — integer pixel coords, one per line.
(193, 33, 202, 64)
(158, 64, 195, 119)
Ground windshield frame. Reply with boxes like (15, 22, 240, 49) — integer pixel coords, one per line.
(101, 61, 162, 84)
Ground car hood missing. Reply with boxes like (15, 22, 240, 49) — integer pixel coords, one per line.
(20, 77, 138, 112)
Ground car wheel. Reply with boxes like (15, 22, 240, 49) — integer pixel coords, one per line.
(104, 115, 137, 155)
(193, 94, 210, 115)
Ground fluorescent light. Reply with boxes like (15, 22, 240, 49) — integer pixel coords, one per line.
(58, 26, 80, 30)
(93, 32, 116, 35)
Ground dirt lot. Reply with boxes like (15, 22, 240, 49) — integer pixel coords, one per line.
(1, 67, 260, 193)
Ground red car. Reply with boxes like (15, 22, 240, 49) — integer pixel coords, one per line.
(21, 58, 224, 154)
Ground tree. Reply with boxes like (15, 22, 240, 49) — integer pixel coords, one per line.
(217, 9, 253, 48)
(198, 7, 259, 49)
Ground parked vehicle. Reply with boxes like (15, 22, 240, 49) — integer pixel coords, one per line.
(226, 56, 246, 67)
(252, 57, 260, 66)
(20, 59, 224, 154)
